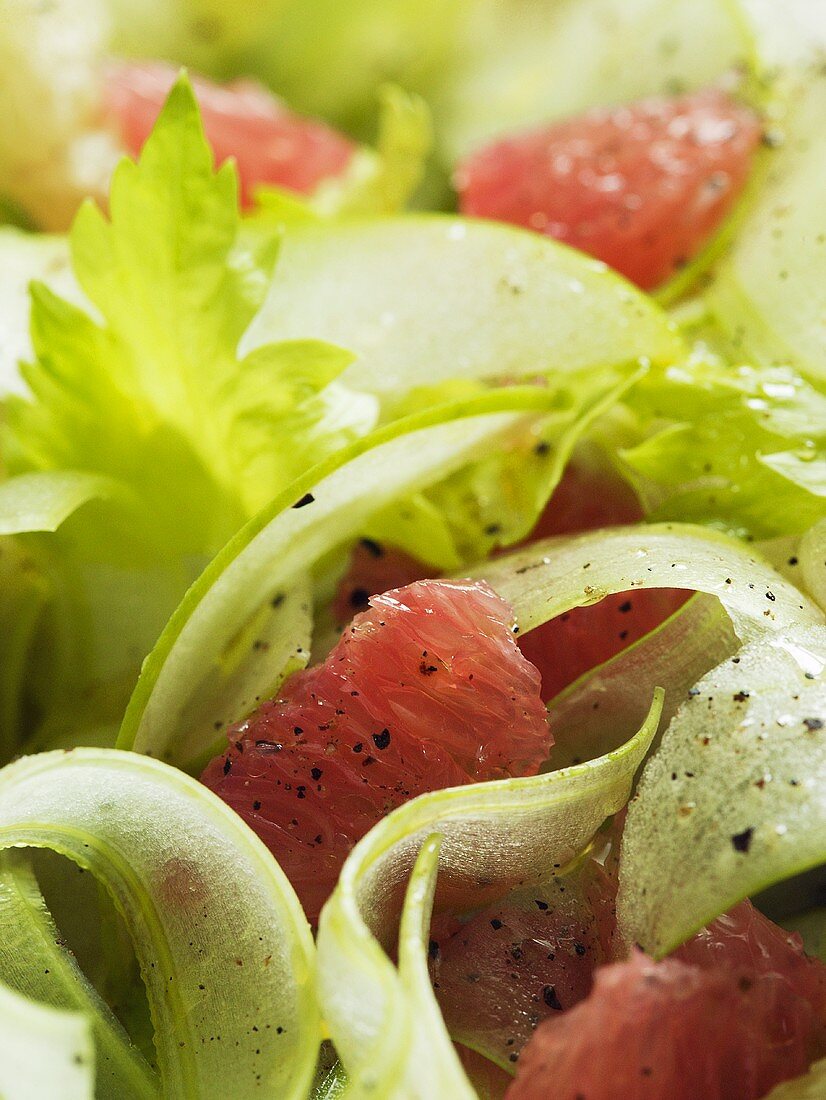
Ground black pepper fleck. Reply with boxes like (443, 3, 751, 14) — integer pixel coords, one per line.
(372, 729, 391, 750)
(732, 827, 754, 853)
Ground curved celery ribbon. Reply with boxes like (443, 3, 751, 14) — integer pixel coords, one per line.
(618, 623, 826, 955)
(317, 693, 663, 1098)
(465, 519, 826, 959)
(0, 749, 318, 1099)
(600, 527, 826, 957)
(118, 390, 590, 771)
(0, 981, 94, 1100)
(547, 592, 738, 766)
(241, 215, 683, 400)
(0, 850, 157, 1098)
(704, 69, 826, 381)
(471, 522, 821, 643)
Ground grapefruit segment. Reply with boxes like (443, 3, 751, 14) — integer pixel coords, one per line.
(105, 60, 355, 206)
(675, 900, 826, 1024)
(457, 89, 761, 290)
(507, 947, 824, 1100)
(202, 578, 551, 922)
(431, 824, 621, 1066)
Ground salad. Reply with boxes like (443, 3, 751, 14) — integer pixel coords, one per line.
(0, 0, 825, 1097)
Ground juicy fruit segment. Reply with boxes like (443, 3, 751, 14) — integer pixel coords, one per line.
(202, 579, 551, 923)
(431, 825, 621, 1067)
(319, 578, 551, 779)
(528, 462, 644, 538)
(674, 900, 826, 1021)
(508, 948, 824, 1100)
(517, 587, 689, 702)
(105, 60, 355, 206)
(457, 89, 762, 290)
(508, 900, 826, 1099)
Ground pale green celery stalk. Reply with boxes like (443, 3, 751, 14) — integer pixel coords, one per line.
(118, 390, 567, 772)
(472, 523, 823, 643)
(0, 980, 94, 1100)
(240, 216, 683, 403)
(0, 749, 319, 1099)
(317, 693, 663, 1098)
(703, 68, 826, 381)
(618, 623, 826, 955)
(433, 0, 752, 162)
(800, 519, 826, 611)
(547, 592, 738, 767)
(0, 851, 157, 1098)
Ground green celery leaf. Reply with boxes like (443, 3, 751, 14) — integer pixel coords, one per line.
(0, 471, 125, 536)
(616, 358, 826, 539)
(3, 76, 373, 559)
